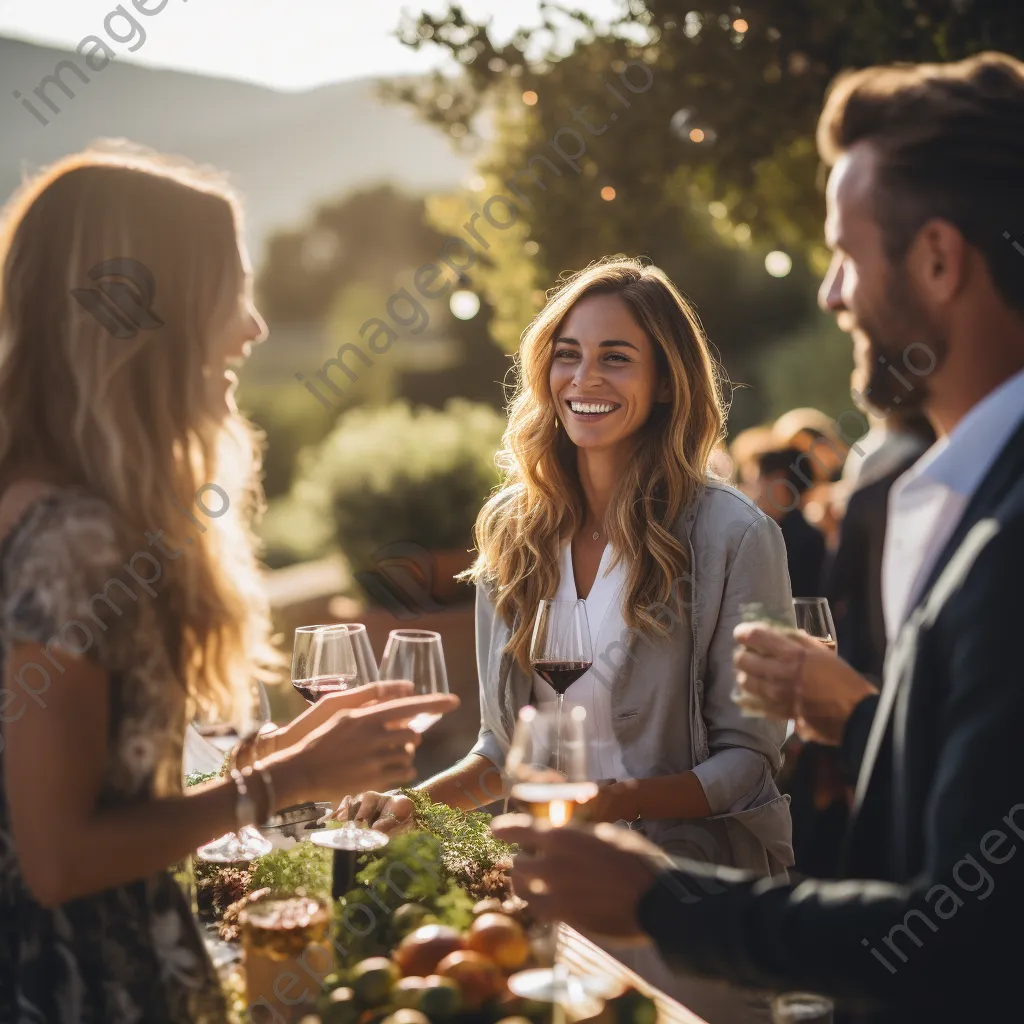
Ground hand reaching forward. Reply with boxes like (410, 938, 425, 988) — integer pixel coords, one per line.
(490, 814, 664, 940)
(732, 622, 877, 745)
(292, 691, 459, 803)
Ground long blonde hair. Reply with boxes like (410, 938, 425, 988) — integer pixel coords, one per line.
(470, 257, 727, 669)
(0, 145, 278, 717)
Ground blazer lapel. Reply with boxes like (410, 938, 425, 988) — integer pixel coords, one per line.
(852, 413, 1024, 819)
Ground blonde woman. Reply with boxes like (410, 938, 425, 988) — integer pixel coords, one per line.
(0, 149, 457, 1024)
(352, 259, 793, 1017)
(352, 258, 793, 1019)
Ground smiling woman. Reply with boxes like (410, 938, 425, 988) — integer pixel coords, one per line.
(352, 256, 795, 1021)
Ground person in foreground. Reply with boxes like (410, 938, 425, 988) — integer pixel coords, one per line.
(0, 149, 457, 1024)
(495, 51, 1024, 1024)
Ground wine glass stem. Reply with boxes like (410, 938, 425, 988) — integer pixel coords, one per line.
(555, 693, 564, 775)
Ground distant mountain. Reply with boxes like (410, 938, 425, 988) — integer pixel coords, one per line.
(0, 36, 472, 261)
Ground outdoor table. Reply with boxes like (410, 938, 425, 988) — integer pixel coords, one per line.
(558, 925, 709, 1024)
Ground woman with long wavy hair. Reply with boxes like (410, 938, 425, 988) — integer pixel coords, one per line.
(0, 147, 457, 1024)
(353, 257, 794, 1019)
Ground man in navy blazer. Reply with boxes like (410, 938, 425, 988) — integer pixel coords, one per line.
(493, 51, 1024, 1024)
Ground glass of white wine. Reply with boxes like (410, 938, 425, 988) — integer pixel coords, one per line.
(505, 705, 600, 1014)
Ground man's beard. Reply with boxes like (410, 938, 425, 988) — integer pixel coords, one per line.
(850, 273, 948, 417)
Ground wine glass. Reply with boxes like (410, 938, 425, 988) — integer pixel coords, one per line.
(291, 624, 360, 704)
(506, 706, 600, 1014)
(772, 992, 834, 1023)
(530, 599, 592, 770)
(196, 680, 273, 863)
(341, 622, 380, 686)
(792, 597, 837, 651)
(731, 601, 795, 718)
(378, 629, 449, 734)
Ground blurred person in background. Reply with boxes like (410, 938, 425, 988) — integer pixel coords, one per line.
(350, 257, 794, 1023)
(749, 447, 827, 598)
(729, 424, 777, 498)
(0, 149, 456, 1024)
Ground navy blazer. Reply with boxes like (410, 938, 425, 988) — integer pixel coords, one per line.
(635, 415, 1024, 1024)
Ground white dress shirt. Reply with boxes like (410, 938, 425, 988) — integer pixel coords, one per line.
(882, 366, 1024, 642)
(532, 540, 629, 781)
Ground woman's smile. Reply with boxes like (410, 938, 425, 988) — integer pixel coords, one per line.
(566, 397, 623, 421)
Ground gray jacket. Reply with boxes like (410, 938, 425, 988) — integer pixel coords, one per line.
(470, 481, 796, 877)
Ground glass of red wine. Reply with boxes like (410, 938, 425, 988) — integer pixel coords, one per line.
(291, 624, 359, 704)
(530, 599, 592, 772)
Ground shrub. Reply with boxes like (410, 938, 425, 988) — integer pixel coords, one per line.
(291, 400, 506, 572)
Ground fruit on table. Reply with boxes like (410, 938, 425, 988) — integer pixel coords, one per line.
(350, 957, 398, 1007)
(391, 903, 431, 939)
(392, 976, 427, 1009)
(393, 924, 466, 977)
(467, 913, 530, 970)
(435, 950, 506, 1010)
(472, 897, 504, 917)
(318, 986, 360, 1024)
(380, 1011, 431, 1024)
(417, 974, 462, 1018)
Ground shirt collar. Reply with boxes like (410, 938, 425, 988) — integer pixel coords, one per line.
(900, 365, 1024, 498)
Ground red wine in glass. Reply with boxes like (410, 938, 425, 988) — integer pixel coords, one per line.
(530, 600, 593, 773)
(292, 674, 356, 705)
(532, 660, 591, 695)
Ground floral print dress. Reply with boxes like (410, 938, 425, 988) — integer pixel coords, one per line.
(0, 489, 227, 1023)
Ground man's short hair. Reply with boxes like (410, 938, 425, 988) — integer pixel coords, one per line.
(816, 51, 1024, 313)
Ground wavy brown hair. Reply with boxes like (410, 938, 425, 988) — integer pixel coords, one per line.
(469, 257, 727, 669)
(0, 144, 279, 720)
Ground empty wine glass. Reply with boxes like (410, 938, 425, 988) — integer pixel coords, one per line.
(772, 992, 833, 1023)
(792, 597, 837, 651)
(505, 705, 601, 1015)
(378, 629, 449, 734)
(196, 679, 273, 863)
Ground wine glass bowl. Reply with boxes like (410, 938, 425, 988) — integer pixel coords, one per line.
(291, 624, 360, 705)
(792, 597, 837, 651)
(378, 629, 449, 734)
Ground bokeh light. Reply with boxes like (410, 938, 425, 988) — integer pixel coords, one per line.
(600, 186, 616, 201)
(689, 128, 705, 143)
(733, 223, 752, 243)
(733, 18, 749, 33)
(765, 250, 793, 277)
(450, 290, 481, 320)
(524, 240, 540, 256)
(522, 90, 538, 106)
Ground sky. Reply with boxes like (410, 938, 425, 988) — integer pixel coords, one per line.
(0, 0, 625, 90)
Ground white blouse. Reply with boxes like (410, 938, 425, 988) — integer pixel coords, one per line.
(532, 540, 629, 782)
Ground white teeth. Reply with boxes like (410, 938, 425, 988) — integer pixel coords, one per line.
(569, 401, 617, 414)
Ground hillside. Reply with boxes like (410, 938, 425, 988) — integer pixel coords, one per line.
(0, 36, 471, 260)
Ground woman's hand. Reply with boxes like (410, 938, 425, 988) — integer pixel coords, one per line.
(337, 791, 417, 834)
(733, 622, 877, 745)
(260, 680, 416, 758)
(575, 781, 638, 824)
(281, 691, 459, 805)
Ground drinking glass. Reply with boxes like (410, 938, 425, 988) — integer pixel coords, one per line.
(342, 622, 381, 686)
(792, 597, 837, 652)
(291, 624, 359, 704)
(772, 992, 834, 1023)
(196, 680, 273, 863)
(530, 599, 592, 771)
(378, 629, 449, 734)
(506, 706, 600, 1014)
(731, 601, 793, 718)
